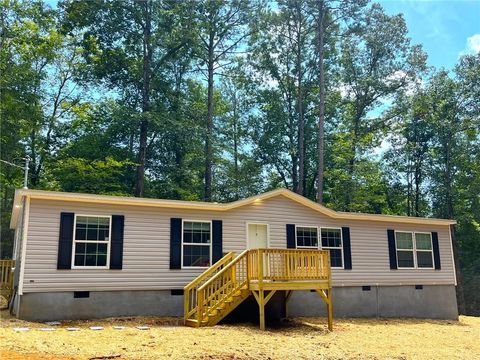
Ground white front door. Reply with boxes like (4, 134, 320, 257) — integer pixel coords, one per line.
(247, 223, 268, 249)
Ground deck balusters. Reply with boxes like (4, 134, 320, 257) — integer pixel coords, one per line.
(0, 260, 15, 302)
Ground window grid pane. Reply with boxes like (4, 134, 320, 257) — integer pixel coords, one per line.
(320, 228, 342, 268)
(329, 249, 343, 268)
(321, 228, 342, 248)
(397, 250, 414, 268)
(183, 244, 210, 267)
(183, 221, 211, 267)
(417, 251, 433, 268)
(396, 232, 413, 249)
(296, 227, 318, 248)
(74, 216, 110, 267)
(395, 231, 434, 268)
(415, 233, 432, 250)
(183, 221, 210, 244)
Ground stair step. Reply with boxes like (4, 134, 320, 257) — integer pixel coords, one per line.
(187, 288, 251, 327)
(185, 318, 208, 327)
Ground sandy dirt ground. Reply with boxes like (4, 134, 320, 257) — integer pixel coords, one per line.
(1, 309, 479, 360)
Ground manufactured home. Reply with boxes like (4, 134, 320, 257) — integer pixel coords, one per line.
(9, 188, 458, 325)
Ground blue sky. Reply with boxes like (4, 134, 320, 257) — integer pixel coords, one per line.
(379, 0, 480, 69)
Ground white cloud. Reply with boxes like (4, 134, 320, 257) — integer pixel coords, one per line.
(466, 34, 480, 53)
(460, 34, 480, 56)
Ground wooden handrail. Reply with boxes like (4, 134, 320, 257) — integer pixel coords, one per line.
(184, 252, 235, 292)
(248, 249, 330, 282)
(183, 252, 235, 322)
(197, 250, 249, 321)
(198, 250, 249, 292)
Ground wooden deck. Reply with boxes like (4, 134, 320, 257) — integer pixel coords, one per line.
(0, 259, 15, 303)
(184, 249, 333, 330)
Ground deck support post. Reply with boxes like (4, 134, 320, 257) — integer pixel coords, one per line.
(326, 289, 333, 331)
(283, 290, 292, 318)
(252, 290, 277, 331)
(315, 288, 333, 331)
(259, 290, 265, 330)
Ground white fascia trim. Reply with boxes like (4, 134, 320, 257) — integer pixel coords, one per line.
(448, 226, 457, 286)
(10, 188, 457, 228)
(18, 195, 30, 296)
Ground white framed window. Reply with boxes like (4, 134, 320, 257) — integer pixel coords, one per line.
(395, 231, 434, 269)
(72, 215, 111, 269)
(294, 225, 343, 269)
(182, 220, 212, 268)
(395, 231, 414, 268)
(320, 228, 343, 269)
(296, 226, 318, 248)
(415, 232, 434, 268)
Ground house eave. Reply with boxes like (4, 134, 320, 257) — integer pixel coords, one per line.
(9, 188, 456, 229)
(10, 189, 26, 229)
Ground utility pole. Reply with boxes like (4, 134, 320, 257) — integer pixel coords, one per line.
(23, 156, 31, 189)
(0, 157, 29, 188)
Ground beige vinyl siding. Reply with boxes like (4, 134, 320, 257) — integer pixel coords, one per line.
(22, 195, 456, 293)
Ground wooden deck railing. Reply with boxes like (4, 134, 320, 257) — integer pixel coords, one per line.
(248, 248, 331, 283)
(184, 252, 235, 321)
(0, 259, 15, 302)
(185, 248, 332, 327)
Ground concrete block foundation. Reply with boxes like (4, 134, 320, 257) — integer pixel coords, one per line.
(17, 285, 458, 321)
(287, 285, 458, 320)
(19, 290, 183, 321)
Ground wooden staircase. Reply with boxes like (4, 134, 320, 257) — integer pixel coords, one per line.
(184, 249, 250, 327)
(184, 249, 333, 330)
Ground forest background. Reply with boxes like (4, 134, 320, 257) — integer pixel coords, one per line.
(1, 0, 479, 315)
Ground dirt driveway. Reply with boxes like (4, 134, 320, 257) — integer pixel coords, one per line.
(1, 310, 479, 360)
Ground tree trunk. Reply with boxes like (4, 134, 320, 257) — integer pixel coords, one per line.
(232, 93, 239, 201)
(204, 28, 215, 202)
(172, 67, 185, 198)
(316, 0, 326, 204)
(296, 2, 305, 196)
(287, 87, 298, 192)
(450, 225, 466, 314)
(414, 162, 421, 216)
(444, 135, 466, 314)
(406, 156, 412, 216)
(135, 1, 152, 197)
(284, 23, 298, 192)
(29, 129, 38, 187)
(346, 117, 359, 210)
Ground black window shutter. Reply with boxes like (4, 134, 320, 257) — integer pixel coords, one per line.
(432, 231, 441, 270)
(212, 220, 223, 264)
(110, 215, 125, 270)
(286, 224, 296, 249)
(57, 212, 75, 270)
(170, 218, 182, 269)
(387, 229, 397, 270)
(342, 227, 352, 269)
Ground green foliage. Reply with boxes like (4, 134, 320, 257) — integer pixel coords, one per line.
(0, 0, 73, 257)
(52, 157, 135, 195)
